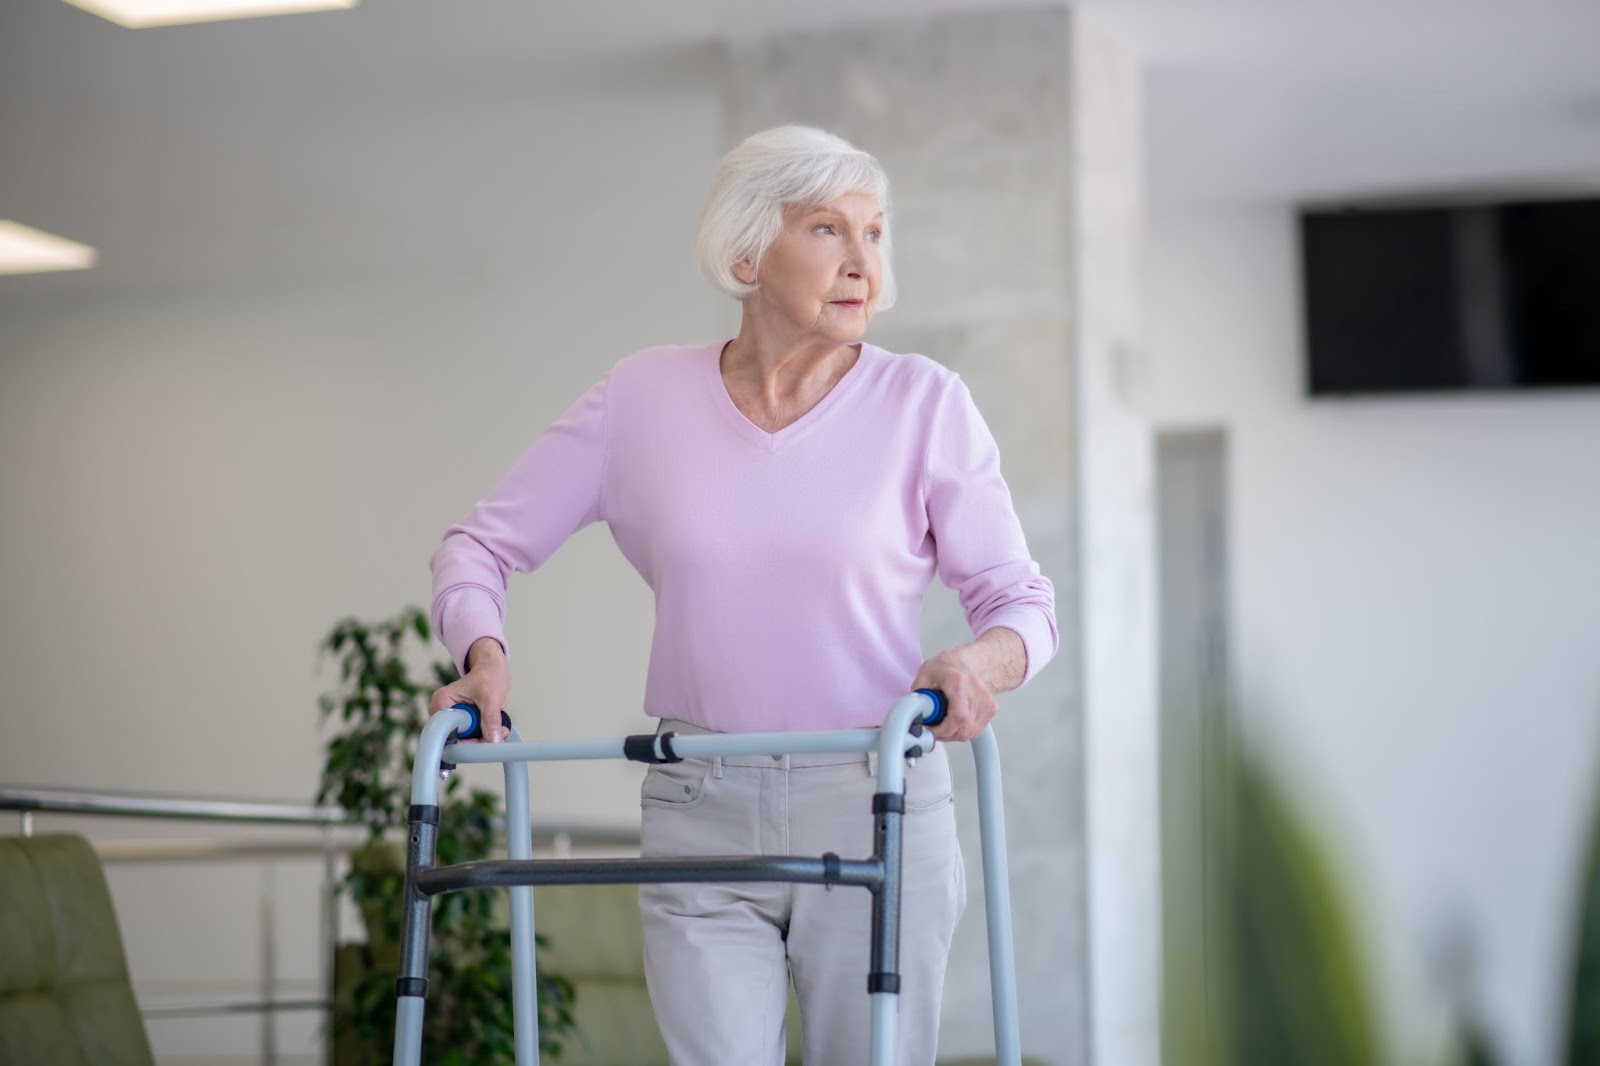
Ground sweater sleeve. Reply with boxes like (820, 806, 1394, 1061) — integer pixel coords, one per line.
(924, 375, 1058, 686)
(428, 373, 610, 675)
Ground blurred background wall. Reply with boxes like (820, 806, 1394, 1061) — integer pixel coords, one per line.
(3, 1, 1600, 1065)
(1148, 205, 1600, 1066)
(1135, 5, 1600, 1061)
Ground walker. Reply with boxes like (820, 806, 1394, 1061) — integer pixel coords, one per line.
(391, 691, 1022, 1066)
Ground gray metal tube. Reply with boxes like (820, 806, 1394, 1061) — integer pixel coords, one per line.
(443, 737, 623, 765)
(441, 726, 926, 766)
(392, 818, 437, 1066)
(673, 728, 890, 759)
(972, 726, 1021, 1066)
(393, 707, 471, 1066)
(874, 693, 940, 795)
(868, 803, 903, 1066)
(0, 785, 349, 826)
(411, 708, 474, 806)
(501, 725, 538, 1066)
(869, 992, 898, 1066)
(393, 998, 425, 1066)
(416, 855, 882, 894)
(864, 690, 936, 1065)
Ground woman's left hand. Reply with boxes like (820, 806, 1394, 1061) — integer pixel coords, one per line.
(910, 648, 997, 743)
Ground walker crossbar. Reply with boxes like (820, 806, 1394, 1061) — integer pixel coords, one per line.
(390, 694, 1022, 1066)
(437, 727, 918, 766)
(415, 854, 885, 894)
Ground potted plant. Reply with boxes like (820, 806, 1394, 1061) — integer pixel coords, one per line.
(316, 606, 576, 1063)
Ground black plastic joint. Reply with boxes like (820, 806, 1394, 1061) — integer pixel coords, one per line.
(623, 732, 683, 764)
(872, 793, 905, 815)
(867, 973, 901, 995)
(407, 804, 440, 826)
(396, 977, 429, 999)
(822, 852, 841, 883)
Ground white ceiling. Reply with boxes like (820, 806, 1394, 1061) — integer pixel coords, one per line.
(1082, 0, 1600, 208)
(2, 0, 1598, 299)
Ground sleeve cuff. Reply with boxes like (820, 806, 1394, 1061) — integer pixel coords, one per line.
(440, 598, 508, 677)
(979, 606, 1058, 688)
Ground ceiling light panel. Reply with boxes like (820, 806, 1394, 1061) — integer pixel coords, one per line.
(59, 0, 357, 29)
(0, 221, 98, 276)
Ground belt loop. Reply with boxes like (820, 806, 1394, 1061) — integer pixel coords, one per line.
(712, 755, 724, 779)
(867, 751, 878, 778)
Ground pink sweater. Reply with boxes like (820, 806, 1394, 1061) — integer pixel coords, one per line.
(429, 341, 1057, 733)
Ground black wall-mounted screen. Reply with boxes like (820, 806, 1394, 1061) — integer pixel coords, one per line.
(1300, 196, 1600, 395)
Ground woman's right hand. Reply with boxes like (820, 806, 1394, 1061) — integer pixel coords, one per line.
(428, 636, 511, 743)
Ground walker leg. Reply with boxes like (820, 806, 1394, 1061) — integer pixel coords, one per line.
(393, 805, 439, 1066)
(502, 744, 539, 1066)
(973, 728, 1021, 1066)
(868, 786, 904, 1066)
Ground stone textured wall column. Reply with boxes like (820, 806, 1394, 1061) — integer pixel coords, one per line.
(1069, 15, 1161, 1066)
(724, 9, 1156, 1065)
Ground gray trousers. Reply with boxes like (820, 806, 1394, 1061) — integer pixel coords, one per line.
(637, 719, 967, 1066)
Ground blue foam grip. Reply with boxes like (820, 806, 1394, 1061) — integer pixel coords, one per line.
(451, 702, 481, 739)
(915, 688, 948, 727)
(451, 702, 511, 740)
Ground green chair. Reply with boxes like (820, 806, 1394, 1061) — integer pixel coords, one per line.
(0, 834, 154, 1066)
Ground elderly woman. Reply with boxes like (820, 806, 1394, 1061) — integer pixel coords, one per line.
(427, 125, 1056, 1065)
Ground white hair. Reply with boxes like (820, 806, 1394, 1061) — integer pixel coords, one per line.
(694, 125, 897, 311)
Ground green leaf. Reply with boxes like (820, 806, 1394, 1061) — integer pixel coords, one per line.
(1222, 747, 1381, 1066)
(1568, 771, 1600, 1064)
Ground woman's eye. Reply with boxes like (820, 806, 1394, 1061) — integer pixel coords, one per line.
(814, 224, 835, 235)
(867, 229, 882, 243)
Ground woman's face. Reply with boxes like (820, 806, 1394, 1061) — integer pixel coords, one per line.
(742, 191, 884, 345)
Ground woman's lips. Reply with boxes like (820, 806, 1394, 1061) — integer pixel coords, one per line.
(831, 300, 864, 308)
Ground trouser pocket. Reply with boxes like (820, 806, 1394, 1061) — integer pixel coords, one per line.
(640, 759, 712, 809)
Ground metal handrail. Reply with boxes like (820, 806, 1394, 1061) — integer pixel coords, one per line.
(2, 784, 640, 1065)
(0, 785, 642, 847)
(93, 836, 366, 863)
(142, 997, 330, 1020)
(0, 785, 351, 826)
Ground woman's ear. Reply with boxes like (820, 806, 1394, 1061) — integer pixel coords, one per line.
(732, 258, 756, 286)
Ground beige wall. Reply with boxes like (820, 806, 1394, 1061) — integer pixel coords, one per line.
(0, 82, 726, 1061)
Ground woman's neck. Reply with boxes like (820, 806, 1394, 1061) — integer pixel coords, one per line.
(719, 325, 861, 433)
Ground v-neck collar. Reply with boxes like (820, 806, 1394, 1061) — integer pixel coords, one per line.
(706, 339, 872, 453)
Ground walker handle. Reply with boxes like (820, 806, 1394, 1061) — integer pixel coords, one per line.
(439, 702, 513, 778)
(450, 702, 512, 741)
(915, 688, 948, 727)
